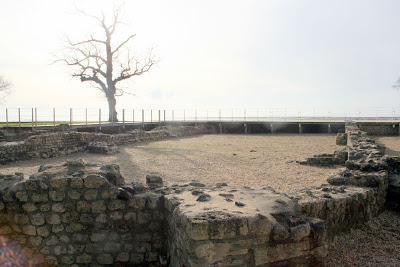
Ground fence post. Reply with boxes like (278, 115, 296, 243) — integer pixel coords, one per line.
(132, 109, 135, 125)
(158, 110, 161, 123)
(218, 110, 222, 134)
(141, 109, 144, 129)
(5, 108, 8, 127)
(69, 108, 73, 126)
(31, 108, 34, 128)
(85, 108, 88, 126)
(151, 110, 153, 123)
(18, 108, 21, 128)
(244, 109, 246, 121)
(195, 110, 197, 122)
(172, 110, 174, 121)
(34, 108, 37, 127)
(53, 108, 56, 128)
(164, 110, 166, 123)
(184, 109, 186, 122)
(122, 109, 125, 129)
(98, 108, 102, 131)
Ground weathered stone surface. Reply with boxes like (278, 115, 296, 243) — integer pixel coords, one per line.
(99, 164, 125, 186)
(97, 253, 114, 264)
(87, 141, 119, 154)
(336, 133, 347, 146)
(30, 213, 45, 226)
(165, 186, 326, 266)
(146, 174, 163, 189)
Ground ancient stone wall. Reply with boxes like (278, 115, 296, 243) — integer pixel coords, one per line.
(164, 185, 327, 266)
(0, 160, 165, 266)
(358, 123, 399, 136)
(296, 124, 388, 235)
(0, 125, 209, 164)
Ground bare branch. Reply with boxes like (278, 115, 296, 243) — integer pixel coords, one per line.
(0, 77, 11, 92)
(0, 76, 12, 101)
(109, 7, 121, 35)
(112, 34, 135, 54)
(69, 36, 106, 46)
(113, 49, 156, 84)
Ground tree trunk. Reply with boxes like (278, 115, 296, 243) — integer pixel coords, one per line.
(107, 96, 118, 122)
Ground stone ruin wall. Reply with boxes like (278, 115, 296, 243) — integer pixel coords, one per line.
(357, 123, 400, 136)
(0, 125, 210, 164)
(0, 161, 166, 266)
(295, 124, 389, 235)
(0, 123, 396, 266)
(164, 187, 327, 267)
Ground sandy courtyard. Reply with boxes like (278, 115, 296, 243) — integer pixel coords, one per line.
(0, 134, 339, 193)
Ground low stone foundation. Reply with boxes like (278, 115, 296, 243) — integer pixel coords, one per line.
(165, 186, 327, 266)
(296, 124, 388, 235)
(0, 125, 209, 164)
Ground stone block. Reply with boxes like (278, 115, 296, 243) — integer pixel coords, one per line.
(76, 253, 92, 264)
(30, 213, 45, 226)
(97, 254, 114, 264)
(49, 178, 68, 189)
(46, 214, 61, 225)
(22, 225, 36, 236)
(84, 189, 98, 200)
(83, 175, 107, 189)
(49, 191, 64, 201)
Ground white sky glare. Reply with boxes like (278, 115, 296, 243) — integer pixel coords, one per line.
(1, 0, 400, 116)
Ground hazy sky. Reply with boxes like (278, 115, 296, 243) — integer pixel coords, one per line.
(1, 0, 400, 117)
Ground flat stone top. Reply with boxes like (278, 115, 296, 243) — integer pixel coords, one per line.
(168, 185, 297, 222)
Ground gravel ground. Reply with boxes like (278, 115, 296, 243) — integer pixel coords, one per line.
(377, 136, 400, 156)
(327, 210, 400, 266)
(0, 134, 339, 193)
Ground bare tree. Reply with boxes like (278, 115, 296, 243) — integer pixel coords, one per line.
(57, 7, 155, 122)
(0, 76, 11, 100)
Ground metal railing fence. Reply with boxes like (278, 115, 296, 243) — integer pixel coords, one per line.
(1, 107, 400, 127)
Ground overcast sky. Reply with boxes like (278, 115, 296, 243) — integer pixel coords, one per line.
(1, 0, 400, 117)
